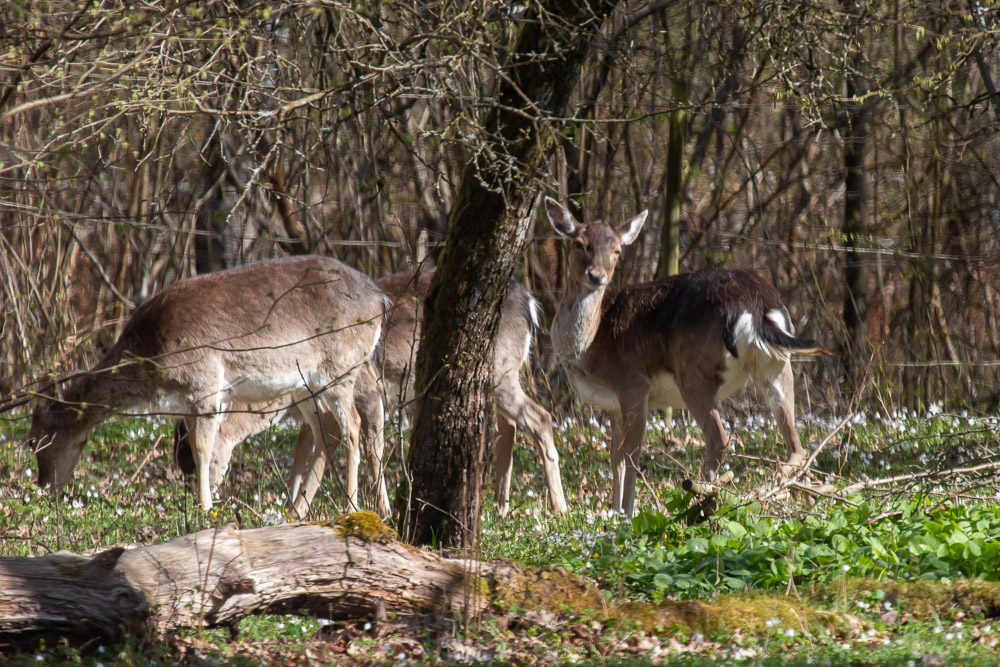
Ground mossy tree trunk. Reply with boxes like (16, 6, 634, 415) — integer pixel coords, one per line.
(398, 0, 617, 549)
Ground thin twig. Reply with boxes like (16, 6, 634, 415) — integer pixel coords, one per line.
(755, 412, 854, 503)
(126, 434, 166, 487)
(841, 459, 1000, 494)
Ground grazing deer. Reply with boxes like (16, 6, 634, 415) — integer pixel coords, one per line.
(25, 256, 386, 511)
(174, 270, 568, 517)
(543, 197, 830, 516)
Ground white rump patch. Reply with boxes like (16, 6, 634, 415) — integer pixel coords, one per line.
(522, 295, 543, 365)
(730, 310, 787, 362)
(719, 312, 777, 401)
(731, 312, 757, 351)
(767, 308, 791, 334)
(527, 294, 542, 330)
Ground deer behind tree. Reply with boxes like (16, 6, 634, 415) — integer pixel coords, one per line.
(173, 269, 567, 517)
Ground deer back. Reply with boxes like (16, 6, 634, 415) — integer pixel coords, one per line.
(123, 256, 384, 403)
(588, 270, 765, 374)
(34, 256, 385, 436)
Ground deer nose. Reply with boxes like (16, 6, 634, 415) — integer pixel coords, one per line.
(586, 269, 606, 285)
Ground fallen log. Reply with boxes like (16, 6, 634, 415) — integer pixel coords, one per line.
(681, 470, 735, 497)
(0, 513, 603, 651)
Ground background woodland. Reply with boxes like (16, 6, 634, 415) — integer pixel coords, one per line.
(2, 0, 999, 412)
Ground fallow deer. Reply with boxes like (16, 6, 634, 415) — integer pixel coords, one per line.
(543, 197, 829, 516)
(174, 269, 568, 517)
(25, 256, 386, 511)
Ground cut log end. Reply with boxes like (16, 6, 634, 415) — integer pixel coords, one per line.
(681, 469, 735, 497)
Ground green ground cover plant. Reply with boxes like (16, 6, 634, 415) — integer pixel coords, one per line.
(1, 403, 998, 664)
(604, 495, 1000, 601)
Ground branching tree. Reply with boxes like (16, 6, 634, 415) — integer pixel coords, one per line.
(399, 0, 618, 549)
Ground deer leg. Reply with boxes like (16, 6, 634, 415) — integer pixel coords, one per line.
(341, 405, 362, 512)
(609, 411, 626, 513)
(685, 396, 729, 481)
(493, 413, 517, 517)
(356, 372, 391, 517)
(618, 392, 650, 517)
(207, 417, 239, 492)
(363, 406, 391, 517)
(763, 360, 807, 472)
(497, 384, 567, 515)
(676, 367, 729, 480)
(214, 401, 292, 491)
(292, 421, 331, 518)
(288, 399, 325, 512)
(180, 414, 233, 493)
(318, 389, 362, 512)
(189, 412, 222, 511)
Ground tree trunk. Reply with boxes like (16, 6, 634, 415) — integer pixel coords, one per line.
(840, 67, 870, 383)
(192, 141, 230, 274)
(399, 0, 617, 549)
(0, 514, 603, 651)
(655, 79, 687, 427)
(656, 79, 687, 280)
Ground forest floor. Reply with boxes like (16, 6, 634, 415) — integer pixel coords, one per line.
(2, 400, 999, 665)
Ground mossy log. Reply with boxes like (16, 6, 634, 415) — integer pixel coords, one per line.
(0, 513, 603, 651)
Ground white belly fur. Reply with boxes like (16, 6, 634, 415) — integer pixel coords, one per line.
(566, 345, 763, 415)
(567, 367, 693, 414)
(647, 372, 685, 410)
(223, 367, 331, 403)
(565, 367, 620, 412)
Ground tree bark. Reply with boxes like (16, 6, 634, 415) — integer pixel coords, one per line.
(399, 0, 617, 549)
(656, 79, 687, 280)
(840, 64, 870, 383)
(0, 515, 603, 651)
(192, 141, 230, 274)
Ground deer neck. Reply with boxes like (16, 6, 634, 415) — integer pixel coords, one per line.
(552, 281, 606, 366)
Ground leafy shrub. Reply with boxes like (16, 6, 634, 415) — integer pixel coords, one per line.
(596, 493, 1000, 601)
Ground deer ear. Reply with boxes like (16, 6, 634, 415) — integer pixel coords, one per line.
(618, 210, 647, 246)
(544, 197, 578, 237)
